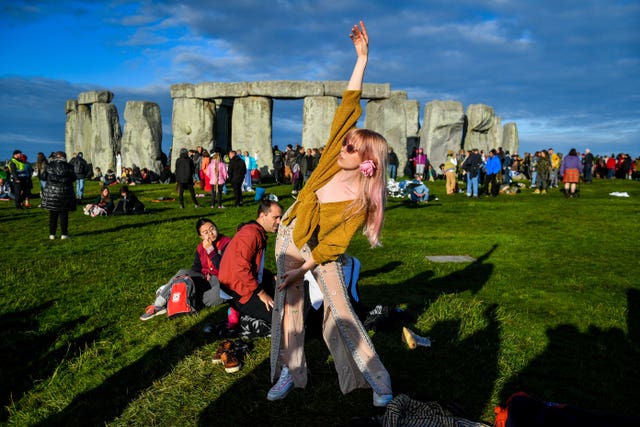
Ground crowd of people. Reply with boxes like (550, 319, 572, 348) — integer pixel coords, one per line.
(397, 146, 639, 200)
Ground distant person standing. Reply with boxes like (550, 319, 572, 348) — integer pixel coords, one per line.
(71, 152, 89, 202)
(35, 152, 48, 192)
(8, 149, 30, 210)
(227, 150, 247, 207)
(483, 149, 501, 197)
(560, 148, 583, 198)
(583, 148, 594, 183)
(175, 148, 199, 209)
(387, 147, 399, 180)
(41, 151, 76, 239)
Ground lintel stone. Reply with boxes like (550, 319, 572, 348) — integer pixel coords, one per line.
(323, 81, 390, 99)
(78, 90, 114, 105)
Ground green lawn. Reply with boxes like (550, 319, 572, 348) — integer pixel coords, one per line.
(1, 177, 639, 426)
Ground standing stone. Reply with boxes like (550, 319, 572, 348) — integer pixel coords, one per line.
(464, 104, 496, 153)
(302, 96, 338, 151)
(170, 97, 215, 171)
(122, 101, 163, 173)
(90, 103, 121, 173)
(503, 122, 519, 154)
(365, 91, 418, 176)
(420, 100, 465, 169)
(490, 116, 503, 151)
(231, 96, 273, 176)
(65, 100, 92, 159)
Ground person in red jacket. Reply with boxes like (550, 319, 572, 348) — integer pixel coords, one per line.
(218, 199, 283, 323)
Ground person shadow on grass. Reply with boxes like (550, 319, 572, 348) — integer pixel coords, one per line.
(496, 288, 640, 424)
(0, 301, 96, 422)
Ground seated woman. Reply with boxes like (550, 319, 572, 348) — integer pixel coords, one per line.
(140, 218, 232, 320)
(84, 186, 115, 216)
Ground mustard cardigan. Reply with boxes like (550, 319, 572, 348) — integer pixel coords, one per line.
(283, 90, 366, 264)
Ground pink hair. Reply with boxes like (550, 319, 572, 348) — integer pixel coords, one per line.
(342, 128, 388, 247)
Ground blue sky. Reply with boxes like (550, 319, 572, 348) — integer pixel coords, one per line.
(1, 0, 639, 162)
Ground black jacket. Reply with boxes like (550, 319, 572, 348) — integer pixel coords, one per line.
(42, 159, 77, 212)
(175, 151, 195, 184)
(227, 155, 247, 184)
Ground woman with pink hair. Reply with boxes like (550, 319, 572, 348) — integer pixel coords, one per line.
(268, 21, 392, 407)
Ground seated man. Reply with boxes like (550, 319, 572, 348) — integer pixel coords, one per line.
(140, 218, 231, 320)
(112, 185, 145, 215)
(409, 176, 430, 203)
(218, 199, 283, 324)
(0, 177, 14, 200)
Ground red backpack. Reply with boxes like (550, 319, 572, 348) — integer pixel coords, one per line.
(166, 275, 196, 319)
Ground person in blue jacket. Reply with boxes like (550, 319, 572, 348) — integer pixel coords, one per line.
(483, 149, 502, 197)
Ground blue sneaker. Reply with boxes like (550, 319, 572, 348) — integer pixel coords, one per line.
(373, 391, 393, 407)
(267, 366, 293, 401)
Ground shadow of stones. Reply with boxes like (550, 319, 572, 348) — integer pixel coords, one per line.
(34, 313, 220, 427)
(0, 302, 93, 420)
(498, 289, 640, 417)
(73, 214, 204, 237)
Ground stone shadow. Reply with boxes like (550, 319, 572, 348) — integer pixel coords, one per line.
(73, 214, 204, 237)
(0, 302, 94, 421)
(498, 287, 640, 418)
(34, 312, 220, 427)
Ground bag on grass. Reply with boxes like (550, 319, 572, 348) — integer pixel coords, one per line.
(166, 275, 196, 319)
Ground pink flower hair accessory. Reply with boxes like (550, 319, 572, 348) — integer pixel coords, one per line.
(359, 160, 377, 177)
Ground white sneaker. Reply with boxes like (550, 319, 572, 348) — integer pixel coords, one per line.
(267, 366, 293, 401)
(61, 235, 69, 240)
(49, 235, 55, 240)
(373, 391, 393, 407)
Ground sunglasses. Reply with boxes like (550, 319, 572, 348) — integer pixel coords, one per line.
(342, 140, 358, 154)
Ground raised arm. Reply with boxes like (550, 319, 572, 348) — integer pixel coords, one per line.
(346, 20, 369, 91)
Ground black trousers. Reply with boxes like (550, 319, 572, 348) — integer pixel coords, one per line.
(178, 183, 197, 207)
(211, 185, 223, 207)
(230, 180, 243, 206)
(484, 173, 499, 196)
(49, 211, 69, 235)
(221, 270, 274, 323)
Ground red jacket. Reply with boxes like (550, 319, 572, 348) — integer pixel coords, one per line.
(218, 222, 267, 304)
(194, 235, 231, 278)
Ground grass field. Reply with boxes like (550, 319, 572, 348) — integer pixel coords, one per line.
(1, 177, 639, 426)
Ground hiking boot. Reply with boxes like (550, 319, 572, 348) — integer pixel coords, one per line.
(402, 327, 432, 350)
(212, 340, 235, 364)
(220, 350, 241, 373)
(267, 366, 294, 401)
(373, 391, 393, 407)
(139, 305, 167, 321)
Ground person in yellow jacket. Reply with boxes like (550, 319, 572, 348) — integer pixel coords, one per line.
(268, 21, 393, 407)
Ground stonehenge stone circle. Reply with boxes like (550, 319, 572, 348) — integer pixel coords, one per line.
(65, 82, 519, 179)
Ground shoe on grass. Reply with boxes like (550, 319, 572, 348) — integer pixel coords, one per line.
(373, 391, 393, 407)
(61, 235, 69, 240)
(49, 235, 55, 240)
(220, 350, 241, 373)
(139, 305, 167, 321)
(267, 366, 293, 401)
(212, 340, 235, 364)
(402, 326, 432, 349)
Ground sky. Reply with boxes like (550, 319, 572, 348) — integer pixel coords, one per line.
(1, 0, 639, 163)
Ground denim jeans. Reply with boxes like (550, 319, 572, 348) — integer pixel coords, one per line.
(467, 175, 479, 196)
(388, 164, 397, 180)
(75, 179, 85, 199)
